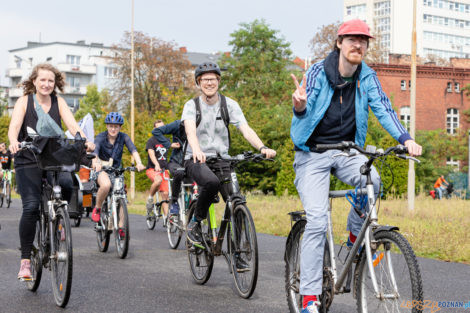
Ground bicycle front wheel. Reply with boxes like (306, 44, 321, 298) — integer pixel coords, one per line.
(146, 205, 156, 230)
(6, 181, 11, 208)
(167, 197, 185, 249)
(50, 206, 73, 308)
(114, 198, 130, 259)
(96, 203, 110, 252)
(186, 201, 214, 284)
(355, 230, 423, 313)
(27, 220, 43, 292)
(227, 203, 258, 299)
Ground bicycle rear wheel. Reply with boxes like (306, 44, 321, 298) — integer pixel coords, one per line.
(227, 203, 258, 298)
(355, 230, 423, 313)
(186, 201, 213, 284)
(284, 219, 332, 313)
(96, 203, 110, 252)
(50, 206, 73, 308)
(27, 220, 43, 291)
(114, 198, 130, 259)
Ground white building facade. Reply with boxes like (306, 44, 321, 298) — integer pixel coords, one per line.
(6, 41, 117, 111)
(344, 0, 470, 60)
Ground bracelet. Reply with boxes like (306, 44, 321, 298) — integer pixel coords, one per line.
(259, 145, 269, 152)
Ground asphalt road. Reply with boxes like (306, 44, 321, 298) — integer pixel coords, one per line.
(0, 199, 469, 313)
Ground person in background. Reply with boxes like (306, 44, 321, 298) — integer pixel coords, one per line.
(145, 120, 170, 220)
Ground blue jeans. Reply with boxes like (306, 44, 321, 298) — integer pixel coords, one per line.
(293, 150, 380, 295)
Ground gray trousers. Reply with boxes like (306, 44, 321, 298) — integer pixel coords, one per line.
(293, 150, 380, 295)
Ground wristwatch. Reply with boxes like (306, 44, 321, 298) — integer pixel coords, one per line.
(259, 145, 269, 152)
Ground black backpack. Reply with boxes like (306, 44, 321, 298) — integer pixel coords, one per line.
(180, 94, 231, 158)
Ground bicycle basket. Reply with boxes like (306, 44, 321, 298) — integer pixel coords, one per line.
(32, 136, 85, 171)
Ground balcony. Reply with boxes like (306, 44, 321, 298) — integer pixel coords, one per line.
(64, 86, 87, 95)
(8, 88, 23, 98)
(57, 63, 96, 75)
(7, 68, 26, 78)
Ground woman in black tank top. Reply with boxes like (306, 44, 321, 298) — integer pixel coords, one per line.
(7, 63, 95, 280)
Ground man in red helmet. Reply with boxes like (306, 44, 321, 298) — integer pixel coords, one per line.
(290, 19, 422, 312)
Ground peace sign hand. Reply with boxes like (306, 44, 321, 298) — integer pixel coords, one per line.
(291, 74, 307, 112)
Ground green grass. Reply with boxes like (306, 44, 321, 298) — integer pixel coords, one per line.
(127, 192, 470, 264)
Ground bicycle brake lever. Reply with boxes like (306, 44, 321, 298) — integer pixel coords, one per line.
(397, 154, 421, 163)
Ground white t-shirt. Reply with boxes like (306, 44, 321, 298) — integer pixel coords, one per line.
(181, 94, 248, 159)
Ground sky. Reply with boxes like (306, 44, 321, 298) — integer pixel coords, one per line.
(0, 0, 343, 85)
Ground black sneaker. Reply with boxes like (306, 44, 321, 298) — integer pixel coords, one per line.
(235, 254, 250, 272)
(187, 220, 202, 245)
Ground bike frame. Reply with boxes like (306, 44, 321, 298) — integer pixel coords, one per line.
(204, 168, 245, 258)
(325, 166, 398, 298)
(42, 171, 69, 265)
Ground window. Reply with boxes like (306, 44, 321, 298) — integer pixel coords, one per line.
(446, 157, 460, 170)
(401, 80, 407, 90)
(64, 97, 80, 111)
(66, 55, 81, 65)
(104, 66, 117, 78)
(447, 82, 453, 92)
(400, 106, 411, 130)
(455, 82, 460, 92)
(446, 108, 459, 134)
(15, 60, 21, 68)
(409, 80, 411, 88)
(66, 76, 80, 88)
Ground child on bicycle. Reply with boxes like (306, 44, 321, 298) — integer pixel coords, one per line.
(91, 112, 146, 229)
(145, 120, 170, 220)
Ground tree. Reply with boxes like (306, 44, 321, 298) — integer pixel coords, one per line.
(110, 31, 194, 114)
(422, 54, 450, 66)
(220, 19, 294, 104)
(310, 21, 341, 63)
(310, 21, 386, 64)
(219, 20, 297, 193)
(74, 84, 109, 134)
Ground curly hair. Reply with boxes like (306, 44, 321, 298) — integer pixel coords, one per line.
(21, 63, 65, 96)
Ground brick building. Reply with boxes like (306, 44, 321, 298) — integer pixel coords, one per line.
(370, 56, 470, 134)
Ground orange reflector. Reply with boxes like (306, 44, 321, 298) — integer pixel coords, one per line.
(59, 224, 62, 231)
(373, 252, 384, 267)
(60, 283, 63, 291)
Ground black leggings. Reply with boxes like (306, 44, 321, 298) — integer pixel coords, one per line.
(184, 159, 232, 222)
(16, 167, 74, 259)
(167, 161, 185, 203)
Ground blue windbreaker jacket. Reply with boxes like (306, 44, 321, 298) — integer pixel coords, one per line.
(291, 59, 411, 151)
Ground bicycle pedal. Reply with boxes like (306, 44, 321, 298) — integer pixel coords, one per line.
(18, 277, 33, 282)
(194, 243, 205, 250)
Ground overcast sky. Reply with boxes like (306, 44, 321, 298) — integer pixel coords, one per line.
(0, 0, 343, 85)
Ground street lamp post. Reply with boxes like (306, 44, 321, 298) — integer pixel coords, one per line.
(408, 0, 417, 210)
(130, 0, 135, 200)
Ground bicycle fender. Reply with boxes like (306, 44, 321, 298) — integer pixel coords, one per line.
(373, 225, 399, 234)
(230, 194, 246, 206)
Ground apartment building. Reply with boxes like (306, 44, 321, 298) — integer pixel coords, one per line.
(7, 41, 117, 111)
(344, 0, 470, 59)
(6, 41, 221, 112)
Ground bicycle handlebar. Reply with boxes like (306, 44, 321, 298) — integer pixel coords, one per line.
(206, 151, 274, 164)
(315, 141, 418, 162)
(102, 165, 137, 175)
